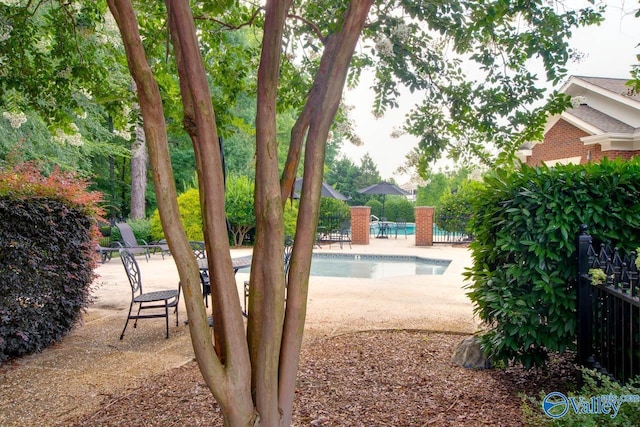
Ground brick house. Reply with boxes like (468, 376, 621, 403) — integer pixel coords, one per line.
(517, 76, 640, 166)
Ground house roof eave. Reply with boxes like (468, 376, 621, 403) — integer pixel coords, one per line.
(561, 76, 640, 111)
(557, 111, 603, 135)
(581, 133, 640, 151)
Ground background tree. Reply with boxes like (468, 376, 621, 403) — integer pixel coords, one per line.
(416, 166, 471, 208)
(324, 156, 360, 199)
(435, 179, 484, 234)
(225, 175, 256, 246)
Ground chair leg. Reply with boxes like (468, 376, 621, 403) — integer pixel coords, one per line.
(165, 301, 170, 339)
(120, 302, 134, 340)
(243, 281, 250, 317)
(133, 304, 143, 329)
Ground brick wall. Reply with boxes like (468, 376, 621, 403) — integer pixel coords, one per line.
(414, 206, 434, 246)
(527, 119, 590, 166)
(527, 119, 640, 166)
(350, 206, 370, 245)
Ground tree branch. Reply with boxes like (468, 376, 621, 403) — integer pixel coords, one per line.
(286, 13, 326, 44)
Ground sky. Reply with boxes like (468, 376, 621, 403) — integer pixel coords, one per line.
(340, 1, 640, 184)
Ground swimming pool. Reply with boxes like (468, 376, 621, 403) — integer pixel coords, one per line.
(309, 253, 449, 279)
(370, 222, 416, 236)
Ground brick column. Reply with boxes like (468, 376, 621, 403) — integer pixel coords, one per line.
(414, 206, 434, 246)
(350, 206, 370, 245)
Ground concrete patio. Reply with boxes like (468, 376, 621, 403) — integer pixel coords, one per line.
(92, 237, 478, 336)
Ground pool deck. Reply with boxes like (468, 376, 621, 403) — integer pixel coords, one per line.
(92, 236, 479, 337)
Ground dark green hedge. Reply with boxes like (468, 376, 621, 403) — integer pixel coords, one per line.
(0, 198, 96, 363)
(465, 158, 640, 368)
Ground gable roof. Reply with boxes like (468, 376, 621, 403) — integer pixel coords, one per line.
(542, 75, 640, 136)
(518, 76, 640, 162)
(566, 104, 638, 134)
(567, 76, 640, 102)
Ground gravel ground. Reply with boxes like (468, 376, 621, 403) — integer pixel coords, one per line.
(67, 330, 578, 426)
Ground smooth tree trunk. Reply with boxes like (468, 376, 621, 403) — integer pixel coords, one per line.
(107, 0, 242, 423)
(129, 118, 147, 219)
(166, 1, 256, 423)
(108, 0, 372, 425)
(277, 3, 373, 424)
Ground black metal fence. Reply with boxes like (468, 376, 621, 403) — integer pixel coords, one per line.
(576, 226, 640, 383)
(433, 212, 472, 243)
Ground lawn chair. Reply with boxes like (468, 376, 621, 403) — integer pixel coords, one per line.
(119, 248, 180, 339)
(190, 241, 211, 307)
(243, 237, 293, 317)
(96, 242, 122, 263)
(115, 222, 163, 261)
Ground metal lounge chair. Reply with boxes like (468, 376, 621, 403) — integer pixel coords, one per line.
(119, 248, 180, 339)
(115, 222, 163, 261)
(96, 242, 122, 263)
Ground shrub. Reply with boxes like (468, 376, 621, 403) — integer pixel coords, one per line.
(365, 199, 383, 218)
(126, 218, 152, 242)
(524, 369, 640, 426)
(435, 180, 483, 233)
(226, 175, 255, 246)
(465, 159, 640, 368)
(283, 201, 299, 239)
(0, 163, 102, 363)
(319, 197, 350, 221)
(383, 196, 415, 222)
(150, 187, 203, 242)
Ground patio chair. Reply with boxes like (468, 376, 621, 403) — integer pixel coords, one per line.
(336, 219, 352, 249)
(115, 222, 164, 261)
(243, 237, 293, 317)
(190, 241, 206, 259)
(119, 248, 180, 339)
(96, 241, 122, 263)
(395, 218, 408, 239)
(153, 239, 171, 259)
(190, 242, 211, 306)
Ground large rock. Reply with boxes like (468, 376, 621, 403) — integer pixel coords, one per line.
(451, 336, 492, 369)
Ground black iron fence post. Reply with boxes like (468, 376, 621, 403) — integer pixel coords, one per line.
(576, 224, 593, 366)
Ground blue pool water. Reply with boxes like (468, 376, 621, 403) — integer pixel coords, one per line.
(370, 222, 416, 235)
(309, 253, 449, 279)
(237, 253, 451, 279)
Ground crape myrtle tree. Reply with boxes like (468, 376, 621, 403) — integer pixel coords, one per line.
(108, 0, 604, 424)
(107, 1, 372, 424)
(5, 0, 605, 424)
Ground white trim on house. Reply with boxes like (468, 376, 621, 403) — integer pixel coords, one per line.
(560, 77, 640, 113)
(542, 156, 582, 166)
(581, 133, 640, 151)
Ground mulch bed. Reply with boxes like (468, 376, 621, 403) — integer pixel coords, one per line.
(70, 331, 578, 426)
